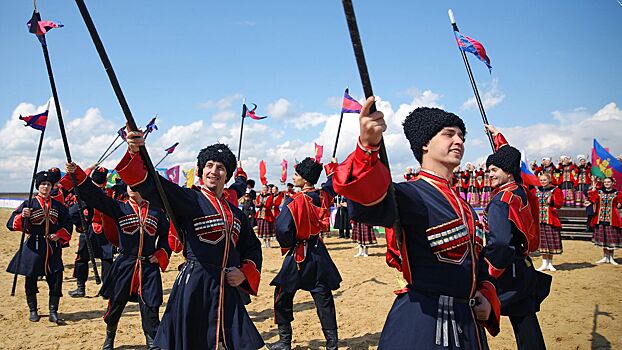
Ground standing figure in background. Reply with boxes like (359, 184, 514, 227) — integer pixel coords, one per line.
(574, 155, 591, 207)
(535, 157, 556, 181)
(557, 156, 577, 207)
(333, 194, 351, 239)
(481, 164, 493, 208)
(466, 162, 481, 207)
(241, 190, 257, 228)
(404, 167, 416, 181)
(534, 173, 564, 271)
(6, 171, 72, 325)
(255, 184, 275, 248)
(350, 219, 376, 257)
(588, 177, 622, 265)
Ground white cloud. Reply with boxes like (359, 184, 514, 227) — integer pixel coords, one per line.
(266, 98, 291, 119)
(197, 93, 243, 110)
(461, 78, 505, 111)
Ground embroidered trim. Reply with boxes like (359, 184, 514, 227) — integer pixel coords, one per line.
(193, 214, 226, 245)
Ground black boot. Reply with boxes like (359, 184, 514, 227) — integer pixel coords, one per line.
(26, 294, 40, 322)
(48, 296, 66, 325)
(68, 280, 86, 298)
(269, 323, 292, 350)
(145, 334, 159, 350)
(102, 323, 117, 350)
(323, 328, 338, 350)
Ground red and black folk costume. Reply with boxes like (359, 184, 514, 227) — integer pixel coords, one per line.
(557, 157, 578, 207)
(6, 171, 72, 324)
(574, 155, 591, 207)
(255, 190, 275, 240)
(270, 158, 341, 350)
(588, 187, 622, 251)
(116, 144, 264, 350)
(533, 185, 564, 256)
(333, 194, 351, 239)
(334, 108, 500, 350)
(480, 169, 493, 208)
(350, 219, 376, 257)
(484, 132, 551, 350)
(61, 165, 171, 349)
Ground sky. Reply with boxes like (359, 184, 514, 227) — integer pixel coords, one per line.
(1, 1, 621, 192)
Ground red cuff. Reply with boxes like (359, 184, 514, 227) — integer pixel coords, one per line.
(478, 280, 501, 336)
(385, 228, 402, 271)
(168, 228, 183, 253)
(12, 213, 24, 231)
(239, 259, 261, 296)
(332, 146, 390, 206)
(493, 133, 509, 151)
(55, 228, 72, 245)
(324, 162, 338, 177)
(235, 167, 247, 180)
(152, 248, 170, 272)
(485, 257, 506, 279)
(116, 150, 149, 187)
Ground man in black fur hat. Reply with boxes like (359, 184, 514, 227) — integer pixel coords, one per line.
(118, 131, 264, 350)
(332, 98, 501, 349)
(483, 124, 550, 350)
(66, 166, 116, 298)
(270, 157, 342, 350)
(6, 171, 73, 325)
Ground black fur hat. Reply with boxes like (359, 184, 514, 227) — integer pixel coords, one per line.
(91, 166, 109, 186)
(402, 107, 467, 163)
(295, 157, 322, 185)
(247, 179, 255, 188)
(47, 167, 61, 184)
(486, 145, 522, 183)
(35, 171, 54, 187)
(197, 143, 237, 182)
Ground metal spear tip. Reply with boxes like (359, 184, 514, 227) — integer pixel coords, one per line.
(448, 9, 456, 24)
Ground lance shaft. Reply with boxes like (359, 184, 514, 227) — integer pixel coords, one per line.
(237, 103, 247, 160)
(11, 129, 46, 296)
(40, 31, 101, 284)
(451, 20, 495, 152)
(154, 153, 169, 168)
(332, 111, 344, 158)
(342, 0, 404, 247)
(97, 133, 120, 163)
(75, 0, 181, 240)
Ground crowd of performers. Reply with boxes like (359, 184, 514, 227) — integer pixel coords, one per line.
(5, 102, 621, 350)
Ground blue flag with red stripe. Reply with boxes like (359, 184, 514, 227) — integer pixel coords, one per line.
(19, 110, 49, 131)
(117, 127, 127, 141)
(454, 30, 491, 71)
(165, 142, 179, 154)
(341, 88, 363, 114)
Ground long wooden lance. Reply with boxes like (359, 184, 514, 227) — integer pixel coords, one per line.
(237, 99, 247, 160)
(31, 7, 101, 284)
(341, 0, 404, 248)
(96, 133, 120, 164)
(448, 9, 495, 152)
(11, 105, 48, 296)
(74, 0, 182, 239)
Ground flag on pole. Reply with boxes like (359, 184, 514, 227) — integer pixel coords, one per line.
(341, 88, 363, 113)
(164, 142, 179, 154)
(105, 170, 120, 189)
(27, 10, 63, 46)
(117, 127, 127, 141)
(183, 167, 195, 188)
(145, 117, 158, 134)
(166, 165, 180, 185)
(520, 161, 540, 187)
(314, 143, 324, 163)
(281, 159, 288, 183)
(19, 110, 49, 131)
(592, 139, 622, 190)
(245, 103, 268, 120)
(454, 30, 492, 71)
(259, 160, 267, 185)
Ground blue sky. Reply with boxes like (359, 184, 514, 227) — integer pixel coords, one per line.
(1, 1, 621, 191)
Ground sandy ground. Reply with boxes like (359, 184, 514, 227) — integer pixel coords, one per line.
(0, 208, 620, 350)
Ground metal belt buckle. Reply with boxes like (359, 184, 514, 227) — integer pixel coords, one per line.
(468, 298, 476, 307)
(223, 267, 231, 273)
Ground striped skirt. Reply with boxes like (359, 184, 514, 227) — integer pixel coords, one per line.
(257, 218, 275, 239)
(539, 224, 563, 254)
(593, 224, 622, 249)
(351, 221, 377, 245)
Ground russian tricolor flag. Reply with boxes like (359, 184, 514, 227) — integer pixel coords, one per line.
(520, 160, 540, 187)
(454, 31, 492, 71)
(20, 110, 49, 131)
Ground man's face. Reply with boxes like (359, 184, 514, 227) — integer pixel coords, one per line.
(539, 175, 550, 187)
(127, 185, 142, 202)
(38, 181, 52, 197)
(422, 127, 464, 169)
(202, 160, 227, 194)
(293, 172, 305, 188)
(488, 165, 512, 188)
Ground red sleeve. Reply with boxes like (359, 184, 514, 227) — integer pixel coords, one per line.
(552, 188, 564, 209)
(384, 227, 402, 271)
(11, 213, 24, 231)
(485, 257, 506, 279)
(478, 281, 501, 336)
(152, 248, 170, 271)
(59, 165, 89, 190)
(168, 224, 183, 253)
(588, 190, 599, 204)
(324, 162, 338, 177)
(235, 167, 247, 180)
(54, 228, 72, 245)
(239, 259, 261, 296)
(493, 133, 509, 151)
(332, 143, 391, 206)
(115, 150, 149, 187)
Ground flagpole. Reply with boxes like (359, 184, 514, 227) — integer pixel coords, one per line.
(341, 0, 404, 248)
(35, 9, 101, 284)
(237, 98, 247, 160)
(448, 9, 495, 152)
(11, 127, 46, 296)
(154, 153, 170, 168)
(74, 0, 182, 242)
(332, 87, 347, 158)
(96, 133, 120, 164)
(97, 138, 124, 165)
(144, 115, 157, 140)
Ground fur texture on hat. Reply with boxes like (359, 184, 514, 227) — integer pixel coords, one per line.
(91, 166, 109, 186)
(35, 171, 54, 188)
(486, 145, 522, 183)
(47, 167, 61, 184)
(402, 107, 467, 163)
(295, 157, 322, 185)
(197, 143, 237, 182)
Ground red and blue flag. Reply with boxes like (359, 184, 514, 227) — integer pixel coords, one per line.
(454, 31, 491, 71)
(520, 161, 540, 187)
(592, 139, 622, 190)
(27, 10, 63, 46)
(341, 88, 362, 114)
(165, 142, 179, 154)
(245, 104, 268, 120)
(145, 117, 158, 134)
(117, 127, 127, 141)
(19, 110, 49, 131)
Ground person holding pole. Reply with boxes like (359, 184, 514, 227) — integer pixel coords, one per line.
(332, 103, 500, 349)
(6, 171, 72, 325)
(482, 124, 551, 350)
